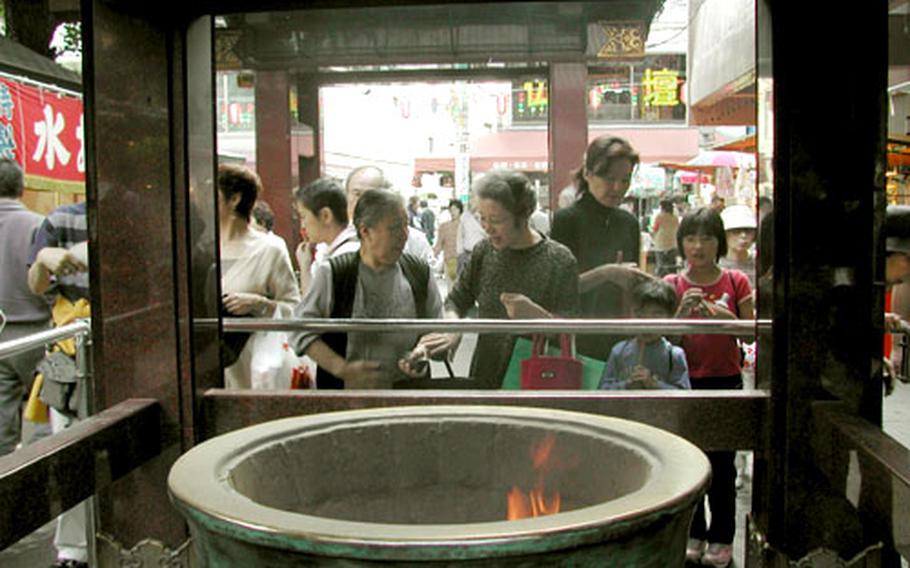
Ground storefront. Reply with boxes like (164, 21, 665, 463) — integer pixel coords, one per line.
(0, 37, 83, 216)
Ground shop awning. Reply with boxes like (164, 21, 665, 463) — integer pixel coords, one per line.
(0, 74, 84, 193)
(414, 127, 700, 173)
(711, 133, 756, 152)
(0, 36, 81, 91)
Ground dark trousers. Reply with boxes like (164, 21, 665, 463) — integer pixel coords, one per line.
(689, 374, 742, 544)
(654, 249, 678, 277)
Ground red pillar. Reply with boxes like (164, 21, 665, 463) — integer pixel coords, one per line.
(296, 73, 322, 196)
(547, 63, 588, 212)
(255, 70, 295, 249)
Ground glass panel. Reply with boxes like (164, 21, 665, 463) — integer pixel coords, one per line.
(212, 0, 759, 396)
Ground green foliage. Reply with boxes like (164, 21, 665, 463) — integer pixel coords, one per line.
(53, 22, 81, 57)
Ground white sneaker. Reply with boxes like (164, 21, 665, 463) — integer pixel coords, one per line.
(686, 538, 706, 563)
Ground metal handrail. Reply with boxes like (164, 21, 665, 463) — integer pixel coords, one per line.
(0, 320, 91, 360)
(0, 318, 771, 362)
(215, 317, 773, 337)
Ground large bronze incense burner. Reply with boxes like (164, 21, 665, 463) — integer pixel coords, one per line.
(169, 406, 710, 566)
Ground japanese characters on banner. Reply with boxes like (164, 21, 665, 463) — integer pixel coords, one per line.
(0, 76, 84, 193)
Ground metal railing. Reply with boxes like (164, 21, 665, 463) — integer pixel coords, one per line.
(0, 320, 92, 360)
(216, 317, 773, 336)
(0, 319, 94, 419)
(0, 317, 98, 561)
(0, 318, 773, 366)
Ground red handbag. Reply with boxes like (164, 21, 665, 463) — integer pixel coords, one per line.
(520, 335, 583, 390)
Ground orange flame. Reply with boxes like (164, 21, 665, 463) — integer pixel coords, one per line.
(507, 434, 562, 520)
(507, 487, 531, 520)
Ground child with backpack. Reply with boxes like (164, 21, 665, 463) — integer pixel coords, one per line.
(599, 279, 689, 390)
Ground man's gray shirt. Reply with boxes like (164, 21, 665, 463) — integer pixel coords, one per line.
(290, 257, 443, 386)
(0, 199, 50, 323)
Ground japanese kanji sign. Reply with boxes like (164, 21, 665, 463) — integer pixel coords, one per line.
(0, 76, 84, 193)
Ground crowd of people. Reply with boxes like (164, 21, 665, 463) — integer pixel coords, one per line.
(1, 134, 776, 567)
(210, 136, 764, 566)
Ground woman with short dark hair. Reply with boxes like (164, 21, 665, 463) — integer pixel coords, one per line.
(218, 163, 301, 389)
(218, 163, 261, 222)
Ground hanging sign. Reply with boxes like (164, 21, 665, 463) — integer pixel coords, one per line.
(595, 21, 646, 59)
(641, 68, 680, 107)
(0, 76, 85, 193)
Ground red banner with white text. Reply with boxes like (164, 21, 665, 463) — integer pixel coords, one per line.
(0, 76, 84, 192)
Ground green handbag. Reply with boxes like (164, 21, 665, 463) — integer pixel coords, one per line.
(501, 336, 605, 390)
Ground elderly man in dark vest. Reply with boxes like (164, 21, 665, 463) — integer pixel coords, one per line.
(290, 189, 444, 389)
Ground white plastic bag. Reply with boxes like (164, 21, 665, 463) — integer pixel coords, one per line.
(249, 331, 299, 390)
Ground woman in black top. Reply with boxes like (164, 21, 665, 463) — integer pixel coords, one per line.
(551, 136, 641, 360)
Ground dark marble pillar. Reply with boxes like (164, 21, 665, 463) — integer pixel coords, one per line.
(255, 70, 295, 249)
(82, 1, 218, 550)
(766, 0, 888, 560)
(547, 63, 588, 212)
